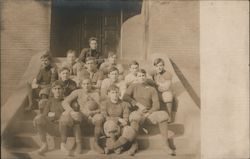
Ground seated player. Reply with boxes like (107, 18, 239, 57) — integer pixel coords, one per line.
(33, 81, 82, 155)
(77, 57, 104, 90)
(122, 69, 176, 156)
(26, 53, 58, 111)
(78, 37, 104, 68)
(62, 78, 105, 154)
(101, 85, 138, 155)
(60, 100, 83, 154)
(151, 58, 176, 123)
(124, 60, 156, 88)
(58, 67, 77, 97)
(100, 67, 126, 100)
(61, 49, 78, 77)
(124, 60, 139, 87)
(99, 52, 124, 79)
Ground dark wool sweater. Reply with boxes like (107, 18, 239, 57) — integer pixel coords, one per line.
(60, 79, 77, 97)
(36, 65, 58, 86)
(43, 97, 64, 121)
(101, 99, 130, 121)
(123, 82, 160, 113)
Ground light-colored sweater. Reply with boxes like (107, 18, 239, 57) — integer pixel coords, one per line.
(62, 89, 100, 115)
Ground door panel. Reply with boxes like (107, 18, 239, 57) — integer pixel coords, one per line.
(51, 8, 81, 56)
(101, 14, 120, 57)
(80, 12, 102, 53)
(104, 16, 119, 27)
(51, 7, 120, 57)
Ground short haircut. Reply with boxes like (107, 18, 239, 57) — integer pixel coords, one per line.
(108, 67, 119, 74)
(66, 49, 76, 56)
(129, 60, 139, 67)
(108, 51, 116, 57)
(85, 57, 97, 63)
(40, 52, 51, 61)
(59, 67, 70, 73)
(153, 58, 165, 66)
(107, 84, 119, 93)
(51, 80, 63, 88)
(136, 69, 146, 75)
(89, 37, 97, 43)
(79, 77, 91, 85)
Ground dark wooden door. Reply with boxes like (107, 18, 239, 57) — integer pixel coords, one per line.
(50, 7, 82, 56)
(101, 13, 120, 57)
(51, 7, 120, 57)
(80, 11, 102, 54)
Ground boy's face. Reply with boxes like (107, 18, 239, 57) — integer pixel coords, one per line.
(108, 70, 119, 82)
(108, 89, 120, 103)
(155, 62, 165, 73)
(89, 40, 97, 50)
(41, 58, 50, 68)
(60, 69, 70, 81)
(81, 79, 92, 92)
(108, 55, 117, 64)
(136, 72, 146, 83)
(67, 53, 76, 64)
(85, 60, 97, 71)
(129, 64, 139, 75)
(51, 85, 63, 98)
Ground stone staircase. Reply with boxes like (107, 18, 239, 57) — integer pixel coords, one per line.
(2, 54, 200, 159)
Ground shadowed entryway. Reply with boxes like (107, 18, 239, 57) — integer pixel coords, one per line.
(50, 0, 142, 57)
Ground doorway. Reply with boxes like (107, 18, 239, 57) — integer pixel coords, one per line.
(50, 0, 142, 58)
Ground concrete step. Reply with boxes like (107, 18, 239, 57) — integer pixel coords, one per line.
(12, 120, 95, 135)
(12, 119, 185, 137)
(2, 56, 200, 158)
(10, 132, 194, 155)
(7, 147, 197, 159)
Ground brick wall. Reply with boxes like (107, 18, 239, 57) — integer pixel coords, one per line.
(1, 0, 51, 105)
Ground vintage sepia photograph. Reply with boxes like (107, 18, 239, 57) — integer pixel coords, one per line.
(2, 0, 202, 158)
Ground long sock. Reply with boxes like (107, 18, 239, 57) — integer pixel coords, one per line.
(172, 97, 178, 112)
(159, 121, 168, 138)
(159, 121, 176, 151)
(94, 125, 102, 140)
(60, 124, 68, 143)
(93, 124, 104, 154)
(36, 124, 47, 143)
(74, 124, 82, 143)
(171, 112, 176, 123)
(167, 138, 176, 151)
(166, 102, 173, 116)
(172, 97, 178, 122)
(167, 102, 175, 122)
